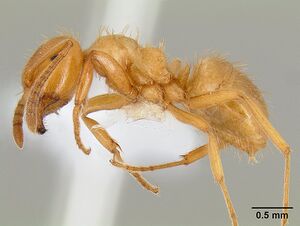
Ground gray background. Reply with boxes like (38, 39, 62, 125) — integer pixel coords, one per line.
(0, 0, 299, 226)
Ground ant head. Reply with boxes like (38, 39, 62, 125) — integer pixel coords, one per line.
(22, 36, 83, 134)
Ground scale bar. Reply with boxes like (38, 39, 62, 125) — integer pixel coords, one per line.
(252, 207, 293, 210)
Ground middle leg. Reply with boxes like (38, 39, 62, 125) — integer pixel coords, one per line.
(110, 144, 208, 172)
(81, 93, 159, 193)
(111, 103, 238, 225)
(208, 133, 238, 226)
(110, 103, 210, 172)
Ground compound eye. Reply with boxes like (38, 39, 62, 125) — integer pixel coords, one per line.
(50, 54, 58, 61)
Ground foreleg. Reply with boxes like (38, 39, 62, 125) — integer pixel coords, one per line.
(73, 60, 93, 154)
(73, 50, 138, 154)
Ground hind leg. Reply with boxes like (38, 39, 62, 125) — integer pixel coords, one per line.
(189, 90, 290, 225)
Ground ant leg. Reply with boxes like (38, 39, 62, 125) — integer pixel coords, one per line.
(237, 92, 290, 226)
(110, 103, 209, 172)
(208, 134, 238, 226)
(90, 50, 138, 100)
(81, 94, 159, 194)
(73, 50, 138, 154)
(164, 104, 238, 225)
(73, 60, 93, 154)
(72, 51, 157, 193)
(189, 90, 290, 225)
(168, 104, 238, 225)
(81, 94, 129, 154)
(111, 145, 208, 172)
(189, 90, 290, 156)
(112, 103, 238, 225)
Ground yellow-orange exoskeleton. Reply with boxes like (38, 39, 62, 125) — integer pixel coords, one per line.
(13, 32, 291, 226)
